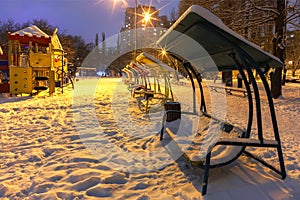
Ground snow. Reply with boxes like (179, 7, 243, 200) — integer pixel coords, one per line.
(9, 25, 49, 38)
(0, 77, 299, 199)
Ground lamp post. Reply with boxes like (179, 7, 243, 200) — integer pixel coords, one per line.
(112, 0, 155, 63)
(134, 0, 137, 63)
(134, 1, 155, 62)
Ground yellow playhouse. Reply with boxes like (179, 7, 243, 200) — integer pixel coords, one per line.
(8, 25, 68, 95)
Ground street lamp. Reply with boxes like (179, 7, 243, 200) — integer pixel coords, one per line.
(111, 0, 156, 62)
(134, 0, 137, 62)
(111, 0, 137, 61)
(134, 2, 159, 61)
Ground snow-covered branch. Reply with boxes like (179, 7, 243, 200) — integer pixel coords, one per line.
(285, 12, 300, 23)
(288, 21, 300, 28)
(248, 0, 280, 16)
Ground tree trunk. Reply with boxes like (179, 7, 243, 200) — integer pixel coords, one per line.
(271, 0, 286, 99)
(282, 65, 287, 85)
(292, 69, 296, 77)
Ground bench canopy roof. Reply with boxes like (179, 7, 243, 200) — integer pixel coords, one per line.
(136, 52, 174, 74)
(128, 62, 150, 76)
(157, 5, 283, 71)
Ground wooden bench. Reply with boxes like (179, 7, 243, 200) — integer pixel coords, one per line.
(161, 111, 246, 167)
(137, 91, 173, 113)
(127, 84, 147, 98)
(208, 84, 251, 97)
(160, 109, 284, 195)
(285, 76, 300, 83)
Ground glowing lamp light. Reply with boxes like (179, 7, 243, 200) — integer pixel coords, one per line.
(112, 0, 128, 12)
(144, 12, 151, 23)
(158, 48, 168, 58)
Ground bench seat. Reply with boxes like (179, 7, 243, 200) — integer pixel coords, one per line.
(163, 112, 246, 167)
(207, 84, 251, 97)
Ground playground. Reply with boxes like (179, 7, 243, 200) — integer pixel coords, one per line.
(0, 25, 74, 96)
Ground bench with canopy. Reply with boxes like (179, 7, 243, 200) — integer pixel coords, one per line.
(126, 62, 151, 98)
(157, 5, 286, 195)
(123, 53, 176, 113)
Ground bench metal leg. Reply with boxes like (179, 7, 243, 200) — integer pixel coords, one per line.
(243, 145, 286, 179)
(225, 89, 232, 95)
(202, 151, 211, 195)
(277, 145, 287, 179)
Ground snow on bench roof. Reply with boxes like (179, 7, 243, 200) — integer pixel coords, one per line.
(129, 62, 151, 75)
(136, 52, 174, 74)
(157, 5, 283, 71)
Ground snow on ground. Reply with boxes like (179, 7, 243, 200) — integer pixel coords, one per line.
(0, 77, 299, 199)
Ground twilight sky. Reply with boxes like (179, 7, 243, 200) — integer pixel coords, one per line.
(1, 0, 179, 43)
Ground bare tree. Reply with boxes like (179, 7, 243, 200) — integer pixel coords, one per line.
(178, 0, 300, 98)
(169, 7, 178, 23)
(0, 20, 21, 52)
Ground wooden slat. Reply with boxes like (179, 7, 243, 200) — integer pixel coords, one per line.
(165, 127, 205, 165)
(217, 137, 278, 147)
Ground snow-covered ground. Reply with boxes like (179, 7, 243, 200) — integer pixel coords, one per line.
(0, 77, 299, 199)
